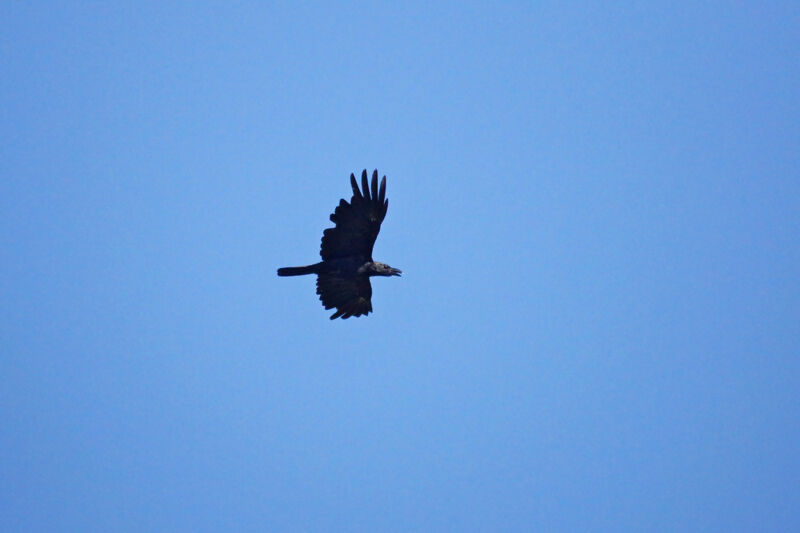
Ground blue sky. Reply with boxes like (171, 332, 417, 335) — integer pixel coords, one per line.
(1, 2, 798, 531)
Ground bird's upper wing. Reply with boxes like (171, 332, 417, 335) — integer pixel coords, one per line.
(320, 169, 388, 261)
(316, 273, 373, 319)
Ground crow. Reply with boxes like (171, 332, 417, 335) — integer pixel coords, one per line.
(278, 170, 401, 319)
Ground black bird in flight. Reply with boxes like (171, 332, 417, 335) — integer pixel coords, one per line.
(278, 169, 401, 319)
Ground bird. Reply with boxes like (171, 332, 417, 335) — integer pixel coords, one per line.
(277, 169, 401, 319)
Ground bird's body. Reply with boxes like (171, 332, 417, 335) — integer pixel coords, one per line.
(278, 170, 401, 319)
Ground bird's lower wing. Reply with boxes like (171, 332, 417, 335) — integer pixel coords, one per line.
(316, 273, 373, 320)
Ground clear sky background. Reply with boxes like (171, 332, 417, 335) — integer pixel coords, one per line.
(1, 2, 798, 531)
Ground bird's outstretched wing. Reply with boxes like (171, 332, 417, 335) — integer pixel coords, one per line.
(320, 169, 388, 261)
(316, 273, 373, 319)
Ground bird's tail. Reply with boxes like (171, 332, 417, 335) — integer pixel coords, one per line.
(277, 263, 321, 276)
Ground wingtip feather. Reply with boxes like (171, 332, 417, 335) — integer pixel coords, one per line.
(361, 170, 370, 201)
(378, 176, 386, 203)
(350, 174, 362, 200)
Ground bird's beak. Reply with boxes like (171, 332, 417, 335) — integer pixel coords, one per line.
(392, 268, 402, 276)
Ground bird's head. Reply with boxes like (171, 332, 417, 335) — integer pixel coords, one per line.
(372, 262, 402, 277)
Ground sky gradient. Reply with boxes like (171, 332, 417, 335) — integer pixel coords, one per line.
(2, 2, 799, 531)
